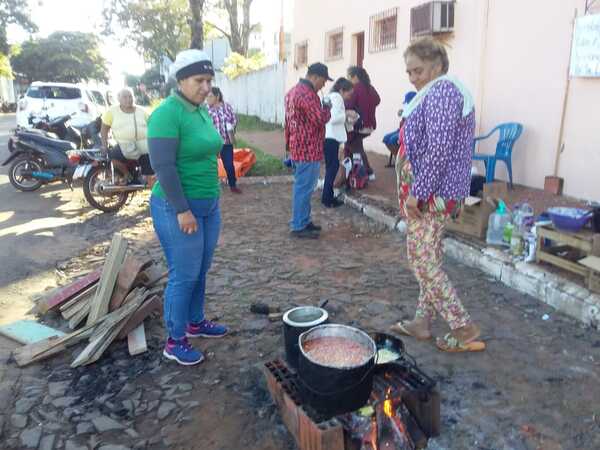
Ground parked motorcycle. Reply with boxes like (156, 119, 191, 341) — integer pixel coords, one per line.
(80, 152, 146, 213)
(8, 114, 100, 155)
(2, 129, 100, 192)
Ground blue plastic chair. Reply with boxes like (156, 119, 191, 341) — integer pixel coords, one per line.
(472, 123, 523, 187)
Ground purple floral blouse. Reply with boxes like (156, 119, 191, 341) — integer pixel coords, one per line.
(403, 80, 475, 201)
(208, 102, 237, 145)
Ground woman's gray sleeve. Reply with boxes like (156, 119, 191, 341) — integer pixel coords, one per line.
(148, 137, 189, 214)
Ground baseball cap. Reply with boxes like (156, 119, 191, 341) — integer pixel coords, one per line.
(307, 62, 333, 81)
(170, 49, 214, 81)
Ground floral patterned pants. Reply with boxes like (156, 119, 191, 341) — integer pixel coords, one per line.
(406, 213, 471, 330)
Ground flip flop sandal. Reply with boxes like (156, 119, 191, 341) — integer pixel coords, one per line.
(390, 321, 432, 341)
(436, 334, 486, 353)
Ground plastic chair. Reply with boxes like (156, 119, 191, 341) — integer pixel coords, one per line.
(472, 123, 523, 187)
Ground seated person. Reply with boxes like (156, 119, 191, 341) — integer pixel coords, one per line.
(383, 91, 417, 167)
(100, 88, 155, 187)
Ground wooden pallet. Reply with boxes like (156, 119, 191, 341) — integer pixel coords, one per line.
(536, 226, 600, 290)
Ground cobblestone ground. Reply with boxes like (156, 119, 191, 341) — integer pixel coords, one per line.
(1, 184, 600, 450)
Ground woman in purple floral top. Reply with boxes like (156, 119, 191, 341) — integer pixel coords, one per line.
(207, 87, 241, 193)
(392, 37, 484, 353)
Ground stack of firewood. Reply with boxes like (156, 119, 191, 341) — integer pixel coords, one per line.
(13, 233, 166, 367)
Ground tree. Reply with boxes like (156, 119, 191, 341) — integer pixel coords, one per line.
(189, 0, 206, 50)
(103, 0, 191, 63)
(0, 0, 37, 54)
(208, 0, 258, 56)
(222, 51, 266, 79)
(11, 32, 109, 83)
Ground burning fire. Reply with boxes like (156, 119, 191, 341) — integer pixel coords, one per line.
(384, 387, 394, 418)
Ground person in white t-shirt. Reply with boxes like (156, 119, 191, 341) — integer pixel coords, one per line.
(100, 88, 155, 186)
(322, 77, 354, 208)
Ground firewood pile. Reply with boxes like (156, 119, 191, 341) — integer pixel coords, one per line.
(12, 233, 166, 368)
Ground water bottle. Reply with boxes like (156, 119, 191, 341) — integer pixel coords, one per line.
(486, 200, 510, 246)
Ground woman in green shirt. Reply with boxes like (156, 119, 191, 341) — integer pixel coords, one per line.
(148, 49, 227, 366)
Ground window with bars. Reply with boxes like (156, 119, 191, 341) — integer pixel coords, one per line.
(295, 41, 308, 68)
(325, 28, 344, 61)
(369, 8, 398, 53)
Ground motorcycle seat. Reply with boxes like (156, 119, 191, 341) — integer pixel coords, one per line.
(18, 130, 76, 151)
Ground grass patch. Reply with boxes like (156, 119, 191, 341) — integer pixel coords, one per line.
(237, 114, 282, 132)
(237, 138, 290, 177)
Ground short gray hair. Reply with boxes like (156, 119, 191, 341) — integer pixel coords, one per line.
(117, 87, 134, 100)
(404, 37, 450, 74)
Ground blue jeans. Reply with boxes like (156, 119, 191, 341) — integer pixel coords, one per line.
(290, 161, 320, 231)
(220, 144, 237, 187)
(150, 195, 221, 339)
(322, 139, 340, 205)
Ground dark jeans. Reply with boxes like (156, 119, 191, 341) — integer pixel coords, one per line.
(220, 144, 236, 187)
(322, 138, 340, 205)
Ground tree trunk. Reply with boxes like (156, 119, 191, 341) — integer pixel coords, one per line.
(189, 0, 205, 50)
(223, 0, 253, 56)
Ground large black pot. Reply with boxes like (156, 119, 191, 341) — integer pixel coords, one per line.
(282, 306, 328, 369)
(297, 324, 376, 417)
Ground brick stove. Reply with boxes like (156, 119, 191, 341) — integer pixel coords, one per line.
(263, 359, 440, 450)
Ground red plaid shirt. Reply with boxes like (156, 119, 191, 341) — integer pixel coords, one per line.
(208, 102, 237, 145)
(284, 79, 331, 162)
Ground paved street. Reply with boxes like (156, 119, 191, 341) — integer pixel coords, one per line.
(0, 180, 599, 449)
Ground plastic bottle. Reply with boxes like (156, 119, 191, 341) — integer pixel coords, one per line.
(486, 200, 511, 246)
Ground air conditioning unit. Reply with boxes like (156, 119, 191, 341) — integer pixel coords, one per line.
(411, 1, 455, 38)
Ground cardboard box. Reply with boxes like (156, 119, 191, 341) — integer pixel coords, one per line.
(446, 182, 509, 239)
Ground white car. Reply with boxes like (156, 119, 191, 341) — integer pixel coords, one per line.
(16, 81, 103, 129)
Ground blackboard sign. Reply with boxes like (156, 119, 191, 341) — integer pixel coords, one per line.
(570, 14, 600, 77)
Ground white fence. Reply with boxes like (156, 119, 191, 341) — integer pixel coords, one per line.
(214, 63, 286, 125)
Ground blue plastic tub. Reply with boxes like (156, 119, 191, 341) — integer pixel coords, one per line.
(547, 207, 593, 232)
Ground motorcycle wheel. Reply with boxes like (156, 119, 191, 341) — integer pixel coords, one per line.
(8, 157, 44, 192)
(83, 165, 130, 213)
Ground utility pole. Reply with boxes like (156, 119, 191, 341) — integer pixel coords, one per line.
(279, 0, 286, 62)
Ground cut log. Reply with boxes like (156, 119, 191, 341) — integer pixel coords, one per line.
(117, 294, 161, 340)
(87, 233, 128, 325)
(36, 269, 101, 314)
(127, 323, 147, 356)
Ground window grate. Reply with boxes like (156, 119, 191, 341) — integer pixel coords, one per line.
(295, 41, 308, 68)
(325, 28, 344, 61)
(369, 8, 398, 53)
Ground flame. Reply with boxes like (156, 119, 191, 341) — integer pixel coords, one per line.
(383, 387, 394, 418)
(369, 416, 377, 450)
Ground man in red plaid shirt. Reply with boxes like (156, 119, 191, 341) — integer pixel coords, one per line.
(285, 62, 332, 239)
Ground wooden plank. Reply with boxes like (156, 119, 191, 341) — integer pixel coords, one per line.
(72, 294, 145, 367)
(36, 269, 102, 314)
(59, 284, 97, 313)
(127, 323, 147, 356)
(13, 324, 96, 367)
(538, 251, 589, 277)
(117, 294, 161, 340)
(537, 226, 593, 252)
(0, 320, 65, 345)
(68, 302, 91, 329)
(109, 256, 152, 312)
(87, 233, 128, 325)
(579, 255, 600, 272)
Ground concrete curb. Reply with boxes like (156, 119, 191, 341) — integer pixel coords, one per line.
(339, 192, 600, 329)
